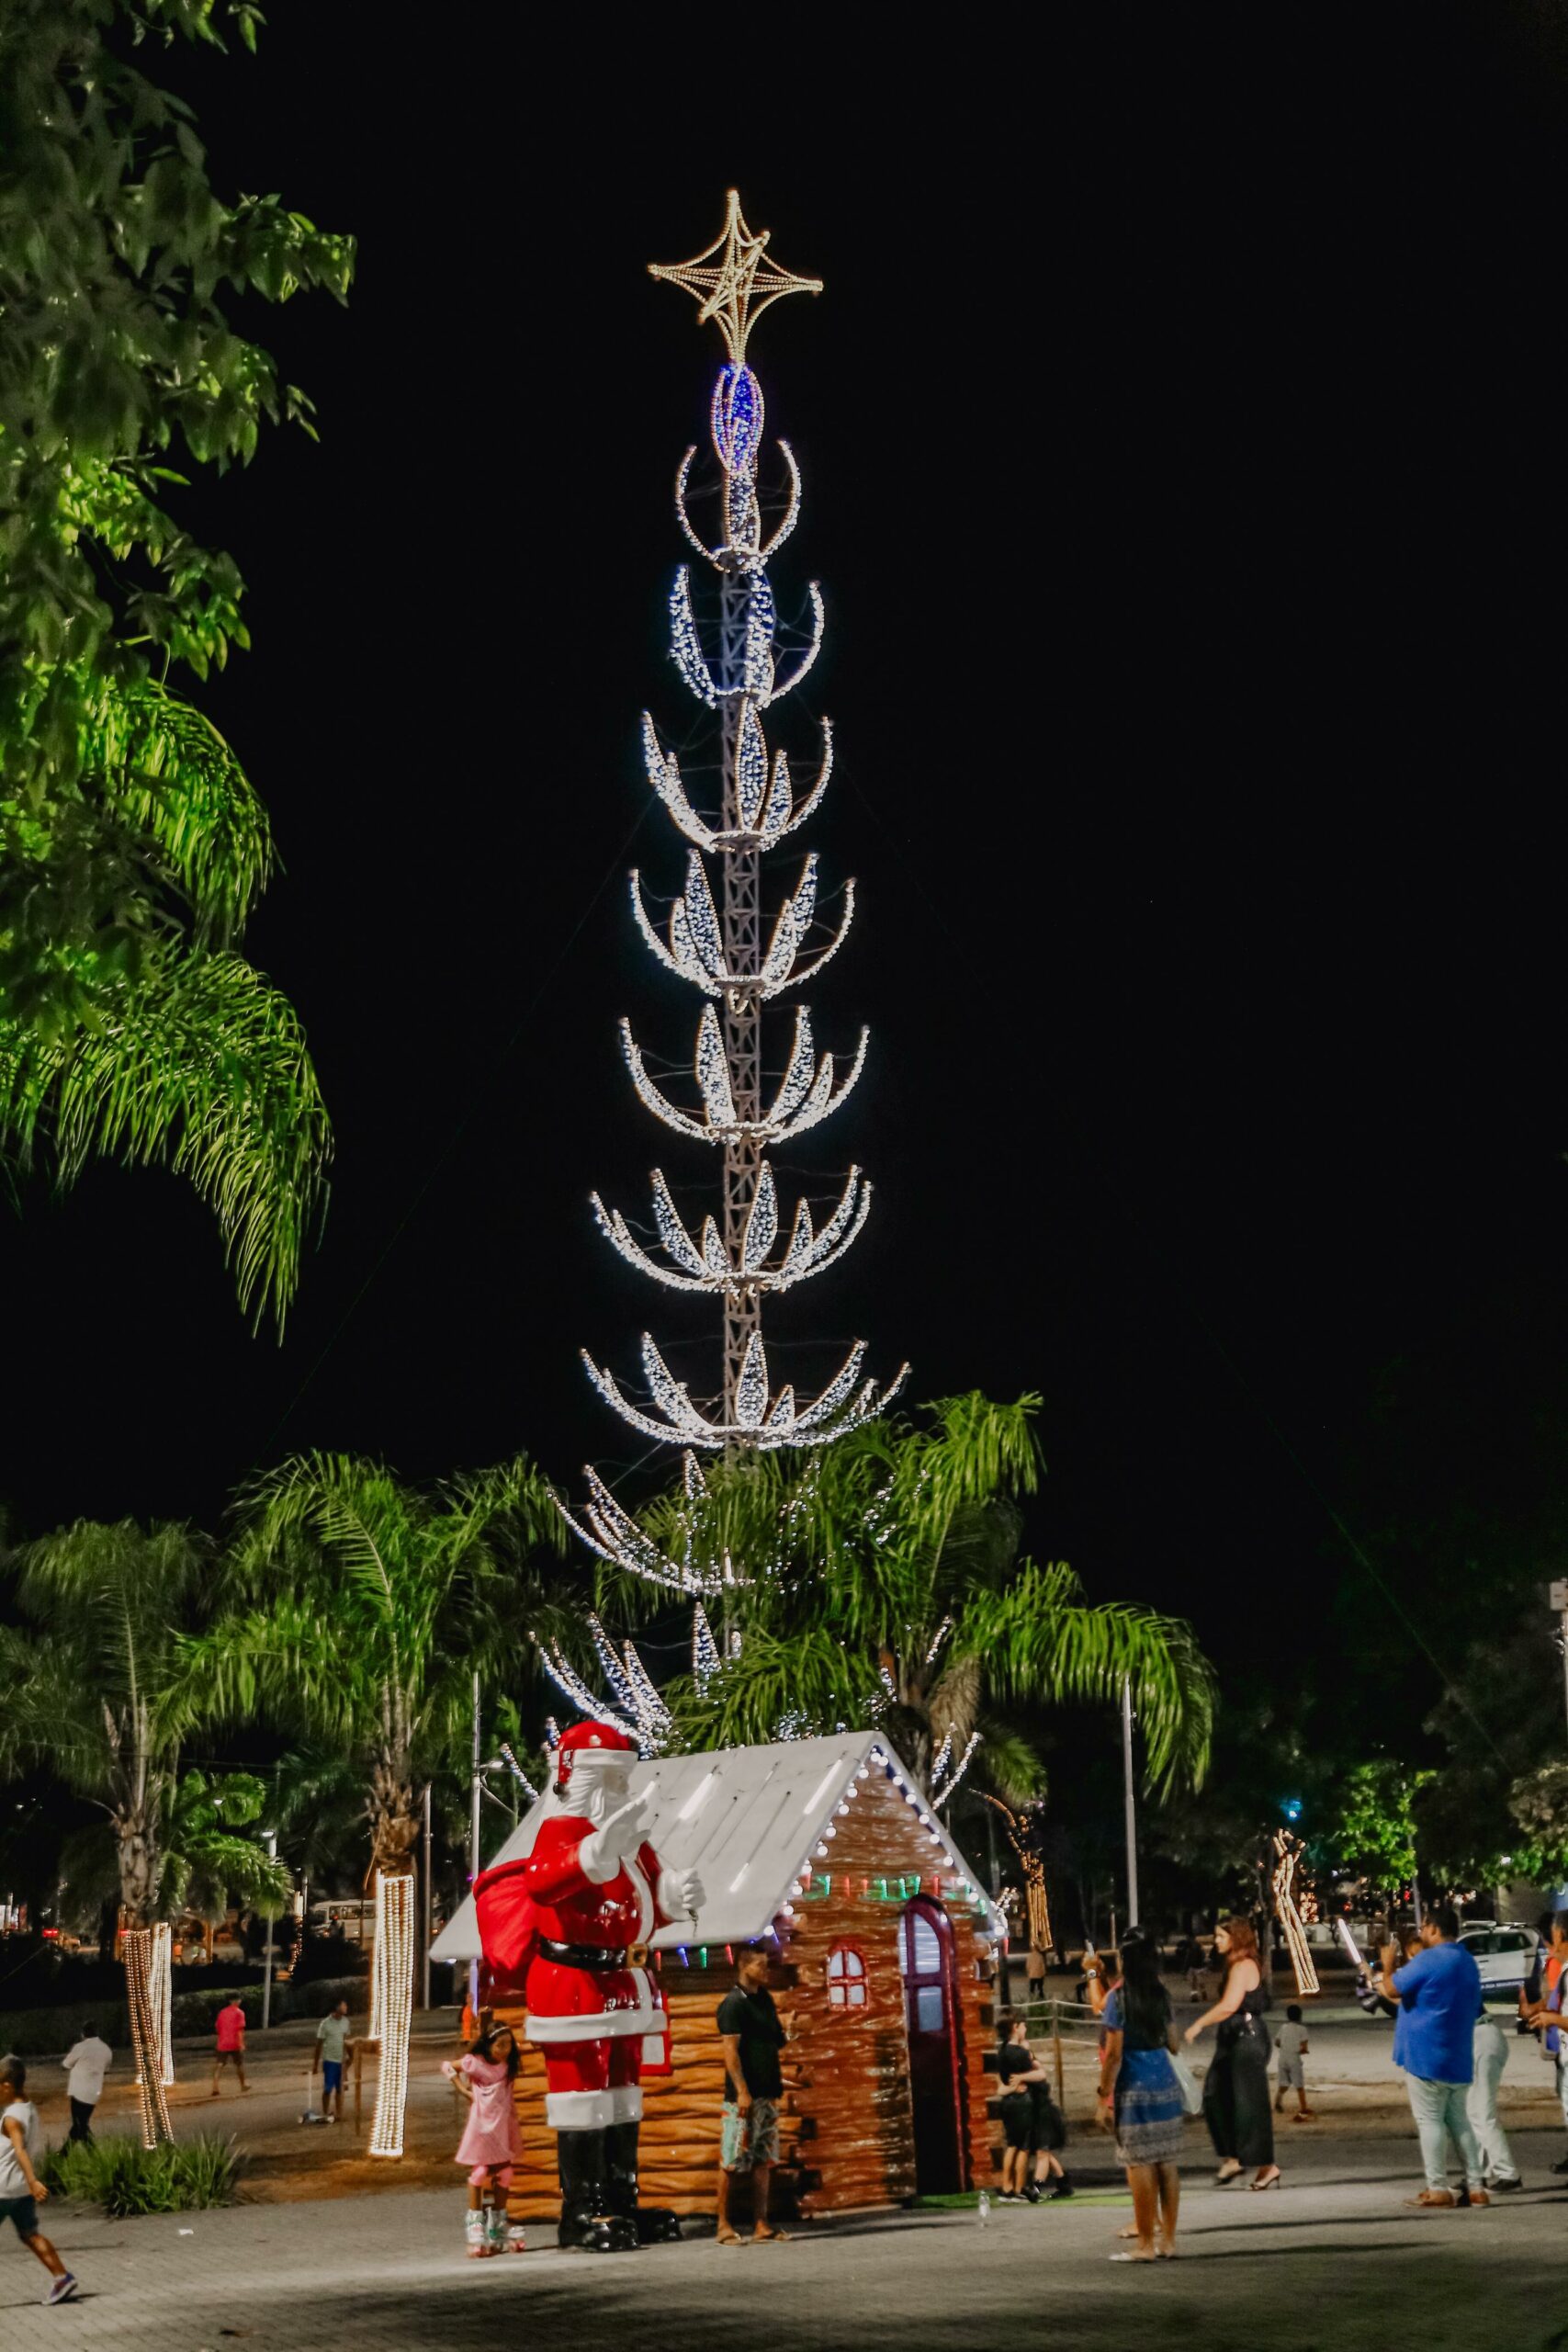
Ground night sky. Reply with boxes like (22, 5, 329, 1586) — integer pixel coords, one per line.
(6, 9, 1567, 1746)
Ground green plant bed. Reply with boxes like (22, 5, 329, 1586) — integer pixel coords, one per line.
(42, 2132, 246, 2217)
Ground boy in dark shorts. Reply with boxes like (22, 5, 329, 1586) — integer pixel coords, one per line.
(1, 2055, 78, 2305)
(996, 2009, 1048, 2201)
(1031, 2071, 1074, 2199)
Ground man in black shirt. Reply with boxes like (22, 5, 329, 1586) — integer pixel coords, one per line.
(716, 1945, 788, 2243)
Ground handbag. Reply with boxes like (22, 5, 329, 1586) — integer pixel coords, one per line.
(1169, 2049, 1205, 2117)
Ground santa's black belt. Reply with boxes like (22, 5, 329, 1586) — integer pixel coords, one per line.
(538, 1939, 630, 1969)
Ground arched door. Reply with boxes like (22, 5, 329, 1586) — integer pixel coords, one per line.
(898, 1895, 964, 2192)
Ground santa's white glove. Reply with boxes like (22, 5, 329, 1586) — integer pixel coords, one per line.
(659, 1865, 705, 1922)
(580, 1790, 652, 1883)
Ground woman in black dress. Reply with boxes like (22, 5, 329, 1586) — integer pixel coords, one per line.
(1184, 1917, 1280, 2189)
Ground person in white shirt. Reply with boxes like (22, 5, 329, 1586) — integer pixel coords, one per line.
(62, 2026, 113, 2144)
(1, 2054, 78, 2304)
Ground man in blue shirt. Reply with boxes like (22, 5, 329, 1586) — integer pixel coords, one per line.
(1378, 1905, 1486, 2208)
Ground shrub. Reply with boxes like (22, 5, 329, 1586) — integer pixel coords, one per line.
(42, 2132, 246, 2216)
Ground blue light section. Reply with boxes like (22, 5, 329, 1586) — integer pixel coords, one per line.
(711, 363, 763, 479)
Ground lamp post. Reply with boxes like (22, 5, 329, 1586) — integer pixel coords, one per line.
(1122, 1677, 1140, 1930)
(1551, 1580, 1568, 1744)
(260, 1829, 277, 2034)
(421, 1784, 433, 2012)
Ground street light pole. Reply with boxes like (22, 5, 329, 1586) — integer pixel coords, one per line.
(421, 1783, 433, 2012)
(261, 1829, 277, 2034)
(1551, 1581, 1568, 1746)
(1122, 1677, 1140, 1930)
(470, 1671, 482, 1886)
(468, 1675, 482, 2018)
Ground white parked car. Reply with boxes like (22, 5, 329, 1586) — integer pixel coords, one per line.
(1459, 1923, 1536, 1991)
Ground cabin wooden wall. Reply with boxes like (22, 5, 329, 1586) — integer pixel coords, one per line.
(784, 1771, 997, 2214)
(492, 1765, 997, 2225)
(491, 1961, 806, 2222)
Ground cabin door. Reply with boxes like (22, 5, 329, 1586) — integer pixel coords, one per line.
(898, 1895, 964, 2192)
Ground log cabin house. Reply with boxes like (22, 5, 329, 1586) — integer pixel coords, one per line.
(432, 1730, 1005, 2221)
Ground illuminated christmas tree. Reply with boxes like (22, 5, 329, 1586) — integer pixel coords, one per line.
(565, 192, 906, 1591)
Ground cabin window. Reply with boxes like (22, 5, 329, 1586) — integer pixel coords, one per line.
(826, 1941, 868, 2008)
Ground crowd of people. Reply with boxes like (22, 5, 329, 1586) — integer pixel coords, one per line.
(7, 1910, 1568, 2303)
(1041, 1902, 1568, 2261)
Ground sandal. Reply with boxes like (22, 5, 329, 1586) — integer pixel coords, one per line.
(716, 2224, 744, 2245)
(1214, 2161, 1243, 2185)
(1110, 2248, 1159, 2263)
(1250, 2167, 1281, 2190)
(752, 2225, 791, 2242)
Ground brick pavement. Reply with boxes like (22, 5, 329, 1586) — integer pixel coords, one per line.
(4, 2131, 1567, 2352)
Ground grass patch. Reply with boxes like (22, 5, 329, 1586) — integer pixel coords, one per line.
(42, 2132, 246, 2216)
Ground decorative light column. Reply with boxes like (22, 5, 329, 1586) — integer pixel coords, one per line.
(569, 192, 905, 1577)
(123, 1924, 174, 2147)
(368, 1870, 416, 2158)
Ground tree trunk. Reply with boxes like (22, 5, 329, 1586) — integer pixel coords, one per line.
(117, 1815, 173, 2143)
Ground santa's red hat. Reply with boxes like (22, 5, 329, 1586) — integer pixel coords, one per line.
(554, 1719, 637, 1792)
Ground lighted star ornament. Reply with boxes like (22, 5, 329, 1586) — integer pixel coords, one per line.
(649, 189, 822, 364)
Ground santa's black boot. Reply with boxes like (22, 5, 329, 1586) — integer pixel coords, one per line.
(557, 2129, 636, 2253)
(606, 2120, 682, 2245)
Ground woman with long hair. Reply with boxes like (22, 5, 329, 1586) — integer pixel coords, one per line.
(1185, 1917, 1279, 2189)
(1095, 1930, 1185, 2260)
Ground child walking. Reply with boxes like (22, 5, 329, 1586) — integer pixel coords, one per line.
(0, 2055, 78, 2305)
(1030, 2070, 1074, 2199)
(1274, 2003, 1315, 2120)
(442, 2023, 525, 2256)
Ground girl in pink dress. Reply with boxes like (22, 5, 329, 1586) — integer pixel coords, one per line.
(442, 2024, 525, 2256)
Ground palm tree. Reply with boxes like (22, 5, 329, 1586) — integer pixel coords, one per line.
(0, 1519, 288, 2141)
(175, 1452, 574, 2153)
(0, 680, 331, 1329)
(620, 1392, 1214, 1803)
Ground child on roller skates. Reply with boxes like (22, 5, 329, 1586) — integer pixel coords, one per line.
(443, 2021, 525, 2256)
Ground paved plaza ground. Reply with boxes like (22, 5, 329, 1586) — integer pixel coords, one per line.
(5, 2005, 1565, 2349)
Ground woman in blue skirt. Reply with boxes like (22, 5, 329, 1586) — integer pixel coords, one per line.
(1096, 1929, 1185, 2261)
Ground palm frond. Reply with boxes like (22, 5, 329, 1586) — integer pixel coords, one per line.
(964, 1559, 1214, 1794)
(0, 944, 330, 1329)
(668, 1625, 881, 1753)
(85, 678, 274, 938)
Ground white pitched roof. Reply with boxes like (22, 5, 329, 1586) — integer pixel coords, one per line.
(431, 1729, 1001, 1961)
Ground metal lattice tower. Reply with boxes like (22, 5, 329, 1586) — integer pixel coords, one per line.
(563, 193, 907, 1588)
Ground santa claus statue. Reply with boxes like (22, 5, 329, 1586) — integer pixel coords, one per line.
(473, 1721, 704, 2252)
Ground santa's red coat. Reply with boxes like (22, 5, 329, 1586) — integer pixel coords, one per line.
(474, 1813, 672, 2058)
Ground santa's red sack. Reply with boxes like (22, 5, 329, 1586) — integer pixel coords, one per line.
(473, 1856, 538, 1991)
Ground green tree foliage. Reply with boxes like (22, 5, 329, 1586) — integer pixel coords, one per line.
(175, 1453, 573, 1876)
(1506, 1761, 1568, 1887)
(0, 1518, 288, 1927)
(1152, 1692, 1327, 1916)
(1325, 1758, 1433, 1902)
(1415, 1604, 1567, 1888)
(0, 0, 352, 1321)
(615, 1393, 1214, 1801)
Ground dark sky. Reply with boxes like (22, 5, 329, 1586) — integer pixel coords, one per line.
(6, 8, 1567, 1732)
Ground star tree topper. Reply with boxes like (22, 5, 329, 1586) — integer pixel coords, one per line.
(649, 189, 823, 363)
